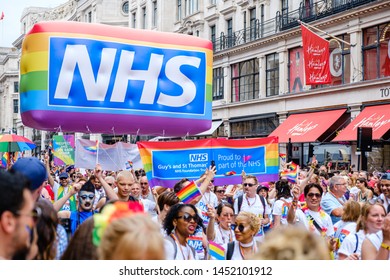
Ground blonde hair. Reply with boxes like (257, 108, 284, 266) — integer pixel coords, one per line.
(236, 211, 261, 234)
(356, 203, 386, 232)
(341, 200, 361, 222)
(116, 170, 135, 182)
(98, 214, 165, 260)
(253, 226, 330, 260)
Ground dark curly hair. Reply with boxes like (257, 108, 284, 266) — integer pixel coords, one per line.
(163, 204, 204, 235)
(275, 179, 291, 200)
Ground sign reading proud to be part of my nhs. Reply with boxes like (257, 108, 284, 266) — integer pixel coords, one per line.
(19, 21, 213, 136)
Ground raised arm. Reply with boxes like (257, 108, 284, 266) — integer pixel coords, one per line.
(53, 183, 80, 212)
(206, 204, 216, 241)
(44, 153, 55, 188)
(94, 164, 118, 201)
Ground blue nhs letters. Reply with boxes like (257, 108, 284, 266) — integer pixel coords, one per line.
(48, 38, 206, 114)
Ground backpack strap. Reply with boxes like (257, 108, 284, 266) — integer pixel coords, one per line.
(353, 233, 359, 253)
(237, 195, 243, 213)
(226, 241, 235, 260)
(165, 235, 177, 259)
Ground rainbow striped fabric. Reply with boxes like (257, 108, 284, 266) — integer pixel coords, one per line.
(279, 153, 286, 161)
(176, 181, 201, 204)
(1, 152, 9, 168)
(137, 137, 279, 188)
(83, 141, 98, 153)
(208, 240, 225, 260)
(280, 162, 299, 183)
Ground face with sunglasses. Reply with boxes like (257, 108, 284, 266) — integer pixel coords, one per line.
(305, 187, 322, 210)
(233, 214, 256, 243)
(78, 191, 95, 211)
(243, 178, 258, 197)
(174, 206, 199, 237)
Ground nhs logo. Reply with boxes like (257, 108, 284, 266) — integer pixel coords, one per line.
(48, 37, 206, 115)
(189, 153, 208, 162)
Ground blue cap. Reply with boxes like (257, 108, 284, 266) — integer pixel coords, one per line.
(59, 172, 69, 179)
(11, 157, 47, 191)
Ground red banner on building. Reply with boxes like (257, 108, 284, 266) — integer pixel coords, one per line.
(301, 24, 331, 85)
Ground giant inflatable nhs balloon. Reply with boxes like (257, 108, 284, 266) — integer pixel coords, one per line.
(20, 22, 213, 136)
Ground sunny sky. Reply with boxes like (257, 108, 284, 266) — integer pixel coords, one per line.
(0, 0, 67, 47)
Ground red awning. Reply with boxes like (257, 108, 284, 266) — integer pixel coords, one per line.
(333, 104, 390, 142)
(269, 109, 346, 143)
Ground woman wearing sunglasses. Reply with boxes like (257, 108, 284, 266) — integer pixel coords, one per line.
(288, 183, 334, 238)
(163, 204, 204, 260)
(224, 211, 261, 260)
(206, 202, 235, 246)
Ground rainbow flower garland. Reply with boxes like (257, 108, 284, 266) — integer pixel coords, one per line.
(300, 203, 327, 237)
(92, 201, 144, 246)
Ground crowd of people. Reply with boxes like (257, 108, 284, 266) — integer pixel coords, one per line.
(0, 152, 389, 260)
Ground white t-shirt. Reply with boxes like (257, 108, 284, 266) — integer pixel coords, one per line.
(333, 221, 357, 246)
(213, 223, 235, 246)
(365, 231, 390, 260)
(196, 191, 219, 226)
(222, 241, 259, 260)
(295, 208, 334, 237)
(272, 197, 293, 226)
(164, 238, 198, 260)
(338, 229, 366, 259)
(234, 194, 271, 242)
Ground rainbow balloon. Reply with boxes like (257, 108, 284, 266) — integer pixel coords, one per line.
(20, 21, 213, 135)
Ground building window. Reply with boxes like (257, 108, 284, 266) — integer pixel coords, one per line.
(177, 0, 182, 20)
(13, 99, 18, 114)
(213, 67, 224, 100)
(363, 23, 390, 80)
(88, 11, 92, 23)
(210, 25, 216, 51)
(14, 81, 19, 93)
(281, 0, 288, 26)
(132, 12, 136, 28)
(152, 1, 157, 27)
(329, 34, 351, 86)
(266, 53, 279, 97)
(142, 7, 147, 29)
(288, 47, 304, 93)
(231, 59, 259, 102)
(260, 4, 264, 38)
(249, 8, 256, 40)
(227, 18, 233, 48)
(230, 117, 278, 138)
(210, 0, 216, 4)
(122, 1, 129, 15)
(185, 0, 198, 16)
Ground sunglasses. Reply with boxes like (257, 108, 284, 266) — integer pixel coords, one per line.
(243, 183, 256, 187)
(307, 193, 321, 198)
(231, 224, 245, 232)
(16, 206, 42, 224)
(215, 190, 225, 193)
(176, 212, 199, 223)
(80, 194, 95, 200)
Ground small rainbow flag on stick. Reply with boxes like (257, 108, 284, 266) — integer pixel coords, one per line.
(279, 153, 286, 162)
(1, 152, 9, 168)
(176, 181, 201, 204)
(208, 240, 225, 260)
(280, 162, 298, 183)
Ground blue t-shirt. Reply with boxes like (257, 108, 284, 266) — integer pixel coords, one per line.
(69, 211, 96, 235)
(320, 192, 345, 224)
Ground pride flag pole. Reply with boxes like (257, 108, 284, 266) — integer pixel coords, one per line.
(96, 140, 99, 166)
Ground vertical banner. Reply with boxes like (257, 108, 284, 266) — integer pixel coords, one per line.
(137, 137, 279, 188)
(301, 24, 331, 85)
(53, 135, 75, 166)
(75, 139, 142, 171)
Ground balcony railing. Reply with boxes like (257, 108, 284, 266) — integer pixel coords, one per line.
(213, 0, 378, 53)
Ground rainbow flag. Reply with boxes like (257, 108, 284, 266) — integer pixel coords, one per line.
(279, 153, 286, 161)
(208, 240, 225, 260)
(83, 141, 98, 153)
(225, 171, 237, 176)
(1, 153, 9, 168)
(280, 162, 298, 183)
(176, 181, 201, 204)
